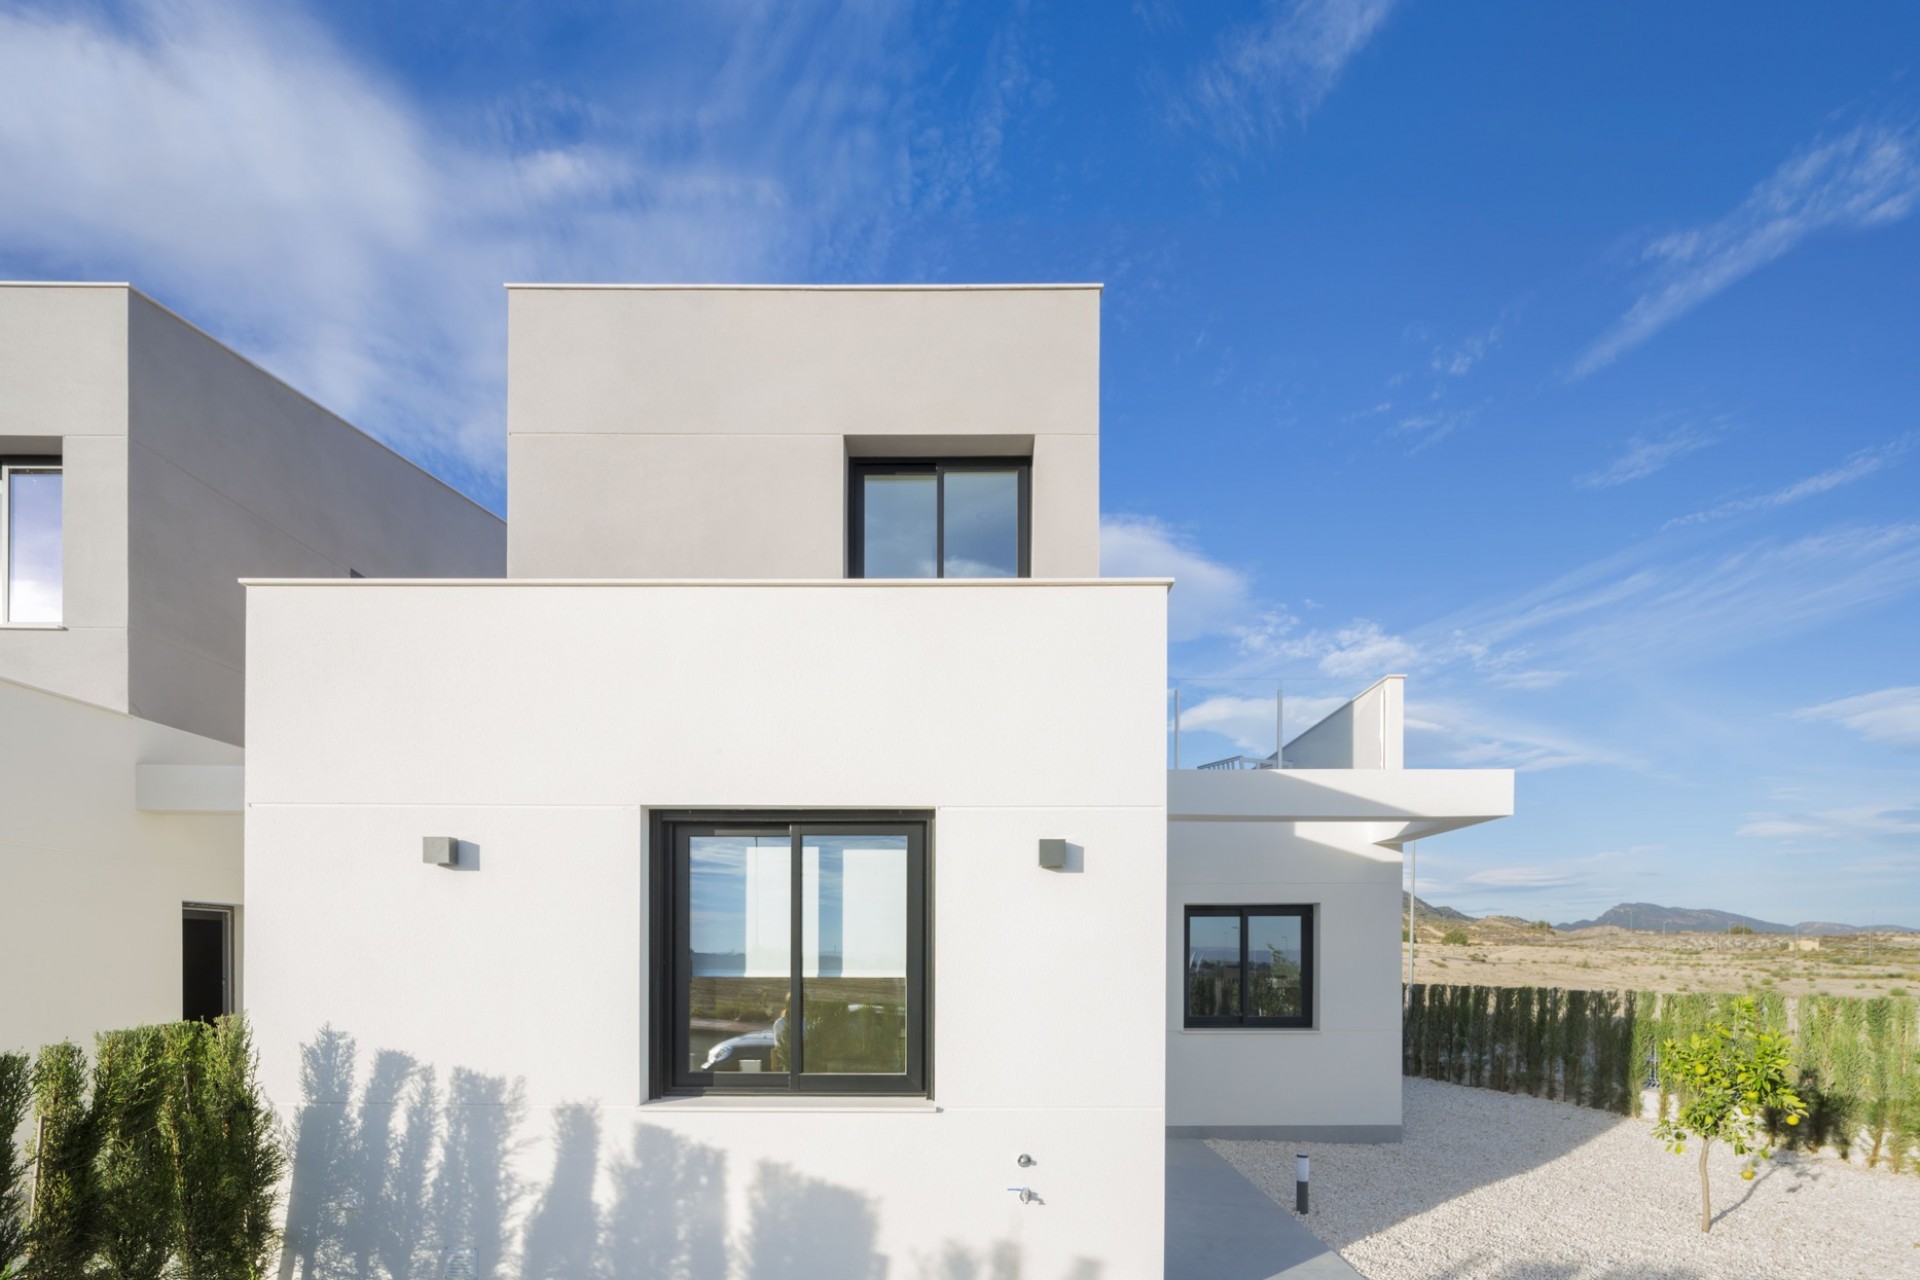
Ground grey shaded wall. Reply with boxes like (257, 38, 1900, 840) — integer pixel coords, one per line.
(0, 283, 506, 745)
(124, 292, 504, 743)
(506, 285, 1102, 580)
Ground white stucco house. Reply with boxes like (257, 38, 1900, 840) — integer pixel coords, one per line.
(232, 284, 1513, 1278)
(0, 282, 503, 1057)
(2, 278, 1511, 1275)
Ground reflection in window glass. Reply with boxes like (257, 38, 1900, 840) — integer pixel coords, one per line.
(5, 469, 62, 624)
(861, 474, 937, 577)
(941, 469, 1020, 578)
(688, 835, 791, 1076)
(802, 835, 908, 1073)
(1246, 914, 1304, 1019)
(1186, 914, 1242, 1018)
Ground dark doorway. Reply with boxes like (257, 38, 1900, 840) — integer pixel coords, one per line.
(182, 906, 232, 1022)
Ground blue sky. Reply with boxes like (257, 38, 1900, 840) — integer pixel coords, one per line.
(2, 0, 1915, 925)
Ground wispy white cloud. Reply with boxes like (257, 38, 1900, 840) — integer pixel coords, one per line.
(1794, 686, 1920, 749)
(1431, 324, 1501, 377)
(1460, 866, 1585, 891)
(1577, 424, 1720, 489)
(1737, 803, 1920, 847)
(1234, 612, 1422, 678)
(1170, 0, 1399, 152)
(915, 0, 1047, 217)
(1392, 403, 1483, 454)
(1101, 514, 1251, 641)
(1435, 522, 1920, 676)
(1663, 436, 1912, 529)
(1406, 698, 1637, 773)
(0, 0, 914, 503)
(1575, 119, 1920, 378)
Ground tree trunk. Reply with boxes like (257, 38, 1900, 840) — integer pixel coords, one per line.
(1698, 1138, 1712, 1233)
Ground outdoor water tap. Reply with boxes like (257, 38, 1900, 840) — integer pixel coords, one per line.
(1006, 1186, 1042, 1205)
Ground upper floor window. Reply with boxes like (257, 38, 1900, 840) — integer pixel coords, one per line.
(1, 460, 62, 625)
(849, 459, 1030, 578)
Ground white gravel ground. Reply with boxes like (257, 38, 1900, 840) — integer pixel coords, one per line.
(1211, 1078, 1920, 1280)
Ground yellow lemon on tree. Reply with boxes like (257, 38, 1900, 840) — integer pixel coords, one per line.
(1786, 1114, 1800, 1126)
(1741, 1168, 1755, 1181)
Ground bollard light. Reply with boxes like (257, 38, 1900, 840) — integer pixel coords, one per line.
(1295, 1153, 1309, 1215)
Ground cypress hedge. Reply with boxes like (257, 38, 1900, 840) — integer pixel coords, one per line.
(1404, 983, 1920, 1173)
(5, 1019, 285, 1280)
(1, 1052, 30, 1278)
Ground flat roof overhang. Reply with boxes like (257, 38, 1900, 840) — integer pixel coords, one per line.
(1168, 767, 1514, 847)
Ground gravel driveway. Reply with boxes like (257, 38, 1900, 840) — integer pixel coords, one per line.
(1211, 1078, 1920, 1280)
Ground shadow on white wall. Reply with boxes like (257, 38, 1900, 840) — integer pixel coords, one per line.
(275, 1027, 1105, 1280)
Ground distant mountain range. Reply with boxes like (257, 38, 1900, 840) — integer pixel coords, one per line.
(1402, 892, 1474, 923)
(1402, 896, 1914, 934)
(1554, 902, 1917, 935)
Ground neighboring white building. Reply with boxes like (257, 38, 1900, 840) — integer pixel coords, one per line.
(239, 284, 1512, 1278)
(0, 282, 504, 1057)
(1168, 676, 1513, 1141)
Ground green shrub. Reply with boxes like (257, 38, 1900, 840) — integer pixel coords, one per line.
(27, 1042, 96, 1280)
(0, 1053, 31, 1277)
(93, 1027, 177, 1280)
(164, 1019, 287, 1280)
(1441, 928, 1470, 946)
(14, 1021, 286, 1280)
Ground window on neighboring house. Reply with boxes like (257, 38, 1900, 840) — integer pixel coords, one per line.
(1183, 905, 1314, 1028)
(182, 905, 234, 1022)
(1, 459, 62, 625)
(652, 814, 929, 1096)
(849, 459, 1030, 578)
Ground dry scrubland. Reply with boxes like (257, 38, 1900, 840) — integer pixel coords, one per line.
(1405, 921, 1920, 1000)
(1217, 1078, 1920, 1280)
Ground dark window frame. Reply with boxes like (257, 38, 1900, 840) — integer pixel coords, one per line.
(1, 455, 63, 626)
(1183, 904, 1314, 1029)
(182, 903, 234, 1023)
(650, 810, 933, 1098)
(847, 458, 1032, 579)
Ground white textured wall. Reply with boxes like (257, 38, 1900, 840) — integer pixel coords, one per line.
(246, 579, 1167, 1278)
(1283, 675, 1405, 770)
(0, 676, 241, 1055)
(1167, 819, 1406, 1137)
(0, 284, 130, 712)
(506, 287, 1102, 580)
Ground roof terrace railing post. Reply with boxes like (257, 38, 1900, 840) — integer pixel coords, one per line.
(1172, 687, 1181, 770)
(1275, 684, 1284, 770)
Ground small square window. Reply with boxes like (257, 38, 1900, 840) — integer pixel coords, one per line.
(848, 460, 1030, 579)
(1184, 905, 1313, 1028)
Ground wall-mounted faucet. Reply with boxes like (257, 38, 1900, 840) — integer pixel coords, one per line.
(1005, 1185, 1042, 1205)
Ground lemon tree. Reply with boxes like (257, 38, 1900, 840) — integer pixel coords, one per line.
(1652, 997, 1806, 1233)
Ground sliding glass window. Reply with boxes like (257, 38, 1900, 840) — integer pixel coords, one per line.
(1184, 905, 1313, 1029)
(1, 460, 62, 625)
(849, 460, 1029, 578)
(655, 815, 929, 1096)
